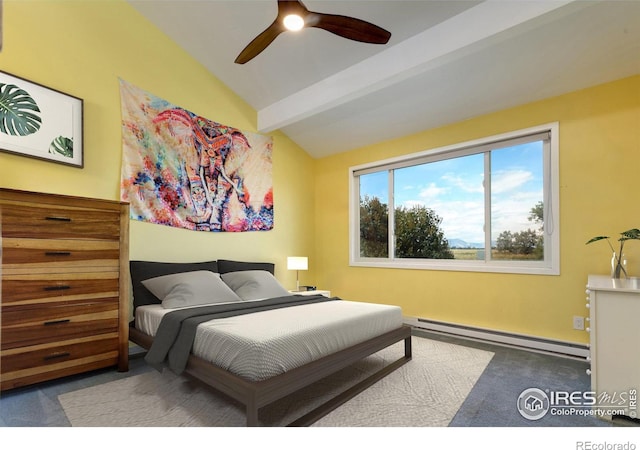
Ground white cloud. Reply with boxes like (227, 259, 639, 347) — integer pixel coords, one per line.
(491, 191, 543, 238)
(392, 169, 541, 243)
(418, 182, 448, 200)
(441, 173, 484, 194)
(491, 169, 533, 194)
(438, 201, 485, 243)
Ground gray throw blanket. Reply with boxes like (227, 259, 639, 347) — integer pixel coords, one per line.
(145, 294, 337, 374)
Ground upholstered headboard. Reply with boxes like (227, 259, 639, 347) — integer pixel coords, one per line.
(129, 259, 275, 311)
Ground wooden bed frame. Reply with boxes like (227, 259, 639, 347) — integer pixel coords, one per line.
(129, 324, 412, 426)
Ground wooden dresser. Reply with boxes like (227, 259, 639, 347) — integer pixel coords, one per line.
(0, 188, 129, 391)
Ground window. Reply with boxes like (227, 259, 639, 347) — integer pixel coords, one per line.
(349, 123, 559, 275)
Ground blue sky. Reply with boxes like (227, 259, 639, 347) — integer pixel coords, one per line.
(360, 142, 543, 244)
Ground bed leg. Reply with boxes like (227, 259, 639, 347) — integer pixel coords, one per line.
(404, 336, 412, 358)
(246, 404, 259, 427)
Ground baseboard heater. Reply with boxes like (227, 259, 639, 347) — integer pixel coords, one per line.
(405, 316, 589, 359)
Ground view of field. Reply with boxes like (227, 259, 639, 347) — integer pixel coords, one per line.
(451, 248, 542, 261)
(451, 248, 483, 260)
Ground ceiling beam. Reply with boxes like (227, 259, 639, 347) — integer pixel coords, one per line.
(257, 0, 576, 133)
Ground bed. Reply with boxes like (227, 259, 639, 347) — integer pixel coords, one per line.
(128, 259, 412, 426)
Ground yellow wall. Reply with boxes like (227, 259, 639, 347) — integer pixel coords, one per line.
(314, 75, 640, 344)
(0, 0, 316, 288)
(2, 1, 639, 345)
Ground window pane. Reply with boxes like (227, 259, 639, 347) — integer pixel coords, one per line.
(359, 171, 388, 257)
(350, 124, 558, 274)
(394, 154, 484, 260)
(491, 141, 544, 261)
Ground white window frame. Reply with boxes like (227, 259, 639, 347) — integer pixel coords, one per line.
(349, 123, 560, 275)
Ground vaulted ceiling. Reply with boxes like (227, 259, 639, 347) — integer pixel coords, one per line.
(128, 0, 640, 158)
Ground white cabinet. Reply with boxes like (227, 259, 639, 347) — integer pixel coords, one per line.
(586, 275, 640, 420)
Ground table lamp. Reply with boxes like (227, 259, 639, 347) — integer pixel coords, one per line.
(287, 256, 308, 291)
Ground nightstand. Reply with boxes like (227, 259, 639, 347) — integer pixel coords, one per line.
(585, 275, 640, 421)
(289, 290, 331, 297)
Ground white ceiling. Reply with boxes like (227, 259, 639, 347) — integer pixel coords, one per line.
(128, 0, 640, 158)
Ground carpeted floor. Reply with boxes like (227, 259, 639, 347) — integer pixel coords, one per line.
(0, 328, 633, 428)
(57, 336, 493, 427)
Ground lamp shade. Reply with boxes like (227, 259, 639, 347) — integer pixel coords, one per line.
(287, 256, 308, 271)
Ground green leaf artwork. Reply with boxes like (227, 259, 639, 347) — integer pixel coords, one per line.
(49, 135, 73, 158)
(0, 82, 42, 136)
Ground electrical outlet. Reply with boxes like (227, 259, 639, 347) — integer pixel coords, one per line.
(573, 316, 585, 330)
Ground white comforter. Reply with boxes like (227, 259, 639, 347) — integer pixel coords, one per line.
(136, 299, 403, 381)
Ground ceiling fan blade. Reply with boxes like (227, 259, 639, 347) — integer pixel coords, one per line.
(309, 13, 391, 44)
(235, 21, 284, 64)
(235, 1, 391, 64)
(276, 0, 307, 18)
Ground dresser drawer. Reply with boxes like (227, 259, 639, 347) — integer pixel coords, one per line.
(1, 333, 119, 374)
(2, 238, 120, 268)
(0, 188, 130, 390)
(0, 202, 120, 240)
(1, 301, 119, 350)
(0, 333, 120, 391)
(2, 272, 119, 304)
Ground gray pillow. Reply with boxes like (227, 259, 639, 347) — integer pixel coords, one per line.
(221, 270, 292, 301)
(142, 270, 242, 309)
(130, 260, 218, 309)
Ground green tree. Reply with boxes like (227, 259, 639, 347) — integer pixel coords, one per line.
(513, 229, 540, 255)
(359, 195, 388, 257)
(360, 197, 453, 259)
(394, 205, 454, 259)
(528, 201, 544, 258)
(528, 201, 543, 227)
(494, 202, 544, 258)
(496, 230, 514, 252)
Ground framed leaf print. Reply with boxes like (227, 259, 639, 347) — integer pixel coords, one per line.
(0, 71, 83, 167)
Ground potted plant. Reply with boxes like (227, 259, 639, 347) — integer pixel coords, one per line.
(586, 228, 640, 278)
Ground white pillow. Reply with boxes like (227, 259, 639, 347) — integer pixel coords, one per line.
(142, 270, 242, 309)
(221, 270, 291, 301)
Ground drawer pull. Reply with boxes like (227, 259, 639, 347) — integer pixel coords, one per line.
(43, 285, 71, 291)
(43, 319, 71, 326)
(45, 251, 71, 257)
(45, 216, 72, 222)
(43, 352, 71, 361)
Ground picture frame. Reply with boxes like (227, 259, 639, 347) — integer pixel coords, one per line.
(0, 70, 83, 168)
(1, 0, 4, 53)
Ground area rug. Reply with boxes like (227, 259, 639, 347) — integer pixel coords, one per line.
(58, 337, 493, 427)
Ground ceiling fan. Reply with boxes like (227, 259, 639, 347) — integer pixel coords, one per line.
(235, 0, 391, 64)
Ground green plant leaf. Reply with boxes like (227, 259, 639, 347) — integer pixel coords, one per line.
(0, 83, 42, 136)
(48, 136, 73, 158)
(586, 236, 609, 245)
(620, 228, 640, 241)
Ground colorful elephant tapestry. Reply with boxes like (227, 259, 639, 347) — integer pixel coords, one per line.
(119, 79, 273, 232)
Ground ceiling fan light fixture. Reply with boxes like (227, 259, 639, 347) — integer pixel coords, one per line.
(283, 14, 304, 31)
(235, 0, 391, 64)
